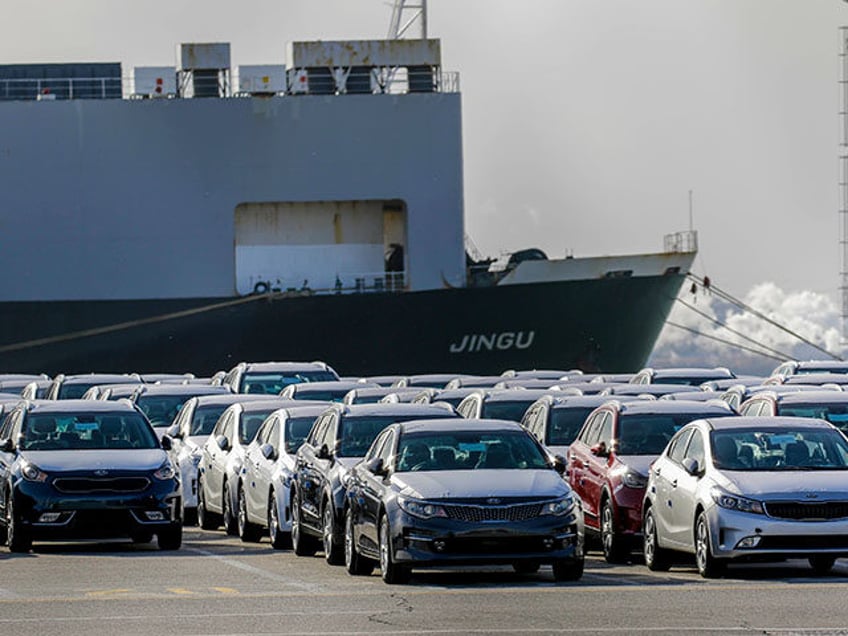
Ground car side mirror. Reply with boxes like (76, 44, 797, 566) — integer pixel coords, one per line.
(682, 457, 700, 476)
(365, 457, 386, 476)
(160, 435, 173, 451)
(590, 442, 609, 458)
(166, 424, 182, 440)
(552, 454, 567, 476)
(260, 443, 277, 461)
(216, 435, 230, 451)
(317, 443, 331, 460)
(1, 438, 13, 453)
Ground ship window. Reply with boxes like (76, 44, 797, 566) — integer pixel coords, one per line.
(603, 270, 633, 279)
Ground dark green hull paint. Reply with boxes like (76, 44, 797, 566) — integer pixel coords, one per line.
(0, 274, 684, 376)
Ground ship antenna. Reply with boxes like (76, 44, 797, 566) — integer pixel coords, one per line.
(389, 0, 428, 39)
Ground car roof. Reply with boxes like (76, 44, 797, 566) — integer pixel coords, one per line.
(548, 395, 643, 409)
(293, 380, 375, 391)
(241, 361, 332, 372)
(60, 373, 142, 385)
(472, 389, 559, 402)
(239, 399, 328, 413)
(398, 417, 524, 433)
(27, 399, 139, 414)
(190, 394, 282, 407)
(335, 403, 457, 418)
(272, 405, 329, 419)
(775, 390, 848, 404)
(703, 415, 836, 431)
(616, 400, 733, 415)
(133, 385, 231, 396)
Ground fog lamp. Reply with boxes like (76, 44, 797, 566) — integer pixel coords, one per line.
(433, 539, 447, 552)
(144, 511, 166, 521)
(736, 536, 761, 549)
(38, 512, 62, 523)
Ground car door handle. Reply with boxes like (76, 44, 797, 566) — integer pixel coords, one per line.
(670, 479, 678, 488)
(653, 468, 662, 477)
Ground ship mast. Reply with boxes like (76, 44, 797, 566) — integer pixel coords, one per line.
(389, 0, 428, 39)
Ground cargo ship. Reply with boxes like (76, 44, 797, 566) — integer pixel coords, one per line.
(0, 34, 696, 377)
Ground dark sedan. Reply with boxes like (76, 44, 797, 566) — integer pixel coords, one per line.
(344, 418, 584, 584)
(0, 400, 182, 552)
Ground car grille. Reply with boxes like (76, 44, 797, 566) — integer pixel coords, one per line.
(443, 502, 543, 523)
(765, 501, 848, 521)
(53, 477, 151, 493)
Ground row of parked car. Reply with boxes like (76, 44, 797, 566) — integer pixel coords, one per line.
(2, 359, 848, 582)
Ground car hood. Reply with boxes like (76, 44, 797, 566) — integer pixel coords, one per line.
(390, 469, 569, 500)
(22, 449, 168, 472)
(715, 470, 848, 500)
(616, 455, 655, 476)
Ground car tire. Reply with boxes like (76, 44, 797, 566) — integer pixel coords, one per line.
(197, 478, 221, 530)
(291, 489, 317, 557)
(237, 486, 263, 543)
(695, 511, 725, 579)
(512, 561, 540, 574)
(6, 494, 31, 553)
(323, 501, 344, 565)
(551, 557, 584, 582)
(222, 481, 238, 536)
(157, 524, 182, 551)
(379, 514, 410, 584)
(268, 490, 291, 550)
(345, 506, 375, 576)
(601, 499, 628, 564)
(643, 507, 672, 572)
(809, 556, 836, 575)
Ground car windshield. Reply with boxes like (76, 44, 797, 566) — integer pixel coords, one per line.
(481, 401, 536, 422)
(396, 430, 549, 472)
(21, 413, 159, 450)
(136, 395, 189, 426)
(548, 408, 594, 445)
(240, 409, 278, 445)
(241, 371, 337, 394)
(285, 417, 316, 454)
(58, 382, 98, 399)
(711, 428, 848, 471)
(618, 414, 710, 455)
(778, 404, 848, 433)
(190, 405, 228, 436)
(294, 389, 347, 402)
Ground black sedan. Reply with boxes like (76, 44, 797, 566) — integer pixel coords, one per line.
(344, 418, 584, 584)
(0, 400, 182, 552)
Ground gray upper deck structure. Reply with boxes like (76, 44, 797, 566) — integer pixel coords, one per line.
(0, 39, 464, 302)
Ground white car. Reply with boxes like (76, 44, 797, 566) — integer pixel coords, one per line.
(643, 415, 848, 578)
(238, 404, 327, 547)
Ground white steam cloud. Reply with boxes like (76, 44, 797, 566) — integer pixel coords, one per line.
(648, 282, 843, 376)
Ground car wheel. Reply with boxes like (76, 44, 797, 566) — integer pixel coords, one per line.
(197, 478, 221, 530)
(323, 502, 344, 565)
(268, 490, 291, 550)
(291, 489, 317, 557)
(379, 514, 410, 584)
(238, 486, 262, 543)
(6, 493, 31, 553)
(643, 507, 672, 572)
(222, 481, 238, 536)
(601, 499, 628, 563)
(695, 512, 725, 579)
(551, 557, 584, 582)
(512, 561, 540, 574)
(345, 506, 374, 576)
(809, 556, 836, 575)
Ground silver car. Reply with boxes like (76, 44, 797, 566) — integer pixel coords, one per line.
(643, 416, 848, 578)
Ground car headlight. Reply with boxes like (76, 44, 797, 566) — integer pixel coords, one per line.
(398, 496, 448, 519)
(540, 494, 575, 516)
(21, 461, 47, 482)
(710, 486, 764, 515)
(612, 466, 648, 489)
(153, 460, 177, 481)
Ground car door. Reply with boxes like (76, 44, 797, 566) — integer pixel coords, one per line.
(298, 414, 331, 529)
(205, 411, 235, 512)
(651, 427, 693, 547)
(569, 412, 604, 524)
(245, 417, 271, 524)
(252, 417, 280, 525)
(666, 427, 706, 548)
(359, 428, 396, 551)
(583, 412, 613, 528)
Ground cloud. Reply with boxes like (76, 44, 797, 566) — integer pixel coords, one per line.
(648, 282, 843, 376)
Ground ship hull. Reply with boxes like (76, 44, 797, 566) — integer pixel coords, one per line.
(0, 273, 685, 376)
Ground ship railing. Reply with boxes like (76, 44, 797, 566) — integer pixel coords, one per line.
(0, 71, 460, 102)
(249, 271, 406, 297)
(664, 230, 698, 254)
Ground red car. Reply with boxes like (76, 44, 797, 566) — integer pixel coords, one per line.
(568, 399, 733, 562)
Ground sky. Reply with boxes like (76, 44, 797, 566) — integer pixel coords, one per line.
(2, 0, 847, 373)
